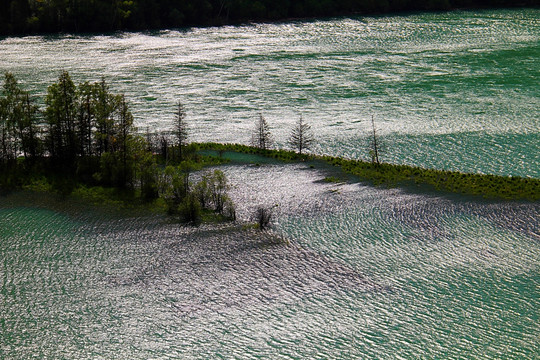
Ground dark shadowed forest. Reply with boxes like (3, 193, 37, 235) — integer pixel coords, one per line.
(1, 0, 537, 36)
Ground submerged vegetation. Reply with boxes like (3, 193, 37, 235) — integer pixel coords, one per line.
(1, 71, 538, 229)
(197, 143, 540, 201)
(1, 0, 537, 36)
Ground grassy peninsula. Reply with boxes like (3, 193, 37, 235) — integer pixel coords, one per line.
(1, 72, 538, 228)
(197, 143, 540, 201)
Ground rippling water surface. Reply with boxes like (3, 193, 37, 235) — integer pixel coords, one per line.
(1, 8, 539, 359)
(1, 163, 539, 358)
(0, 8, 539, 176)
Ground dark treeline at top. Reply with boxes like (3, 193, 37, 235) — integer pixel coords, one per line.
(1, 0, 537, 36)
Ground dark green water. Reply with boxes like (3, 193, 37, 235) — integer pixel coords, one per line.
(0, 8, 539, 359)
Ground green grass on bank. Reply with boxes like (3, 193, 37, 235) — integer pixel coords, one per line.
(196, 143, 540, 201)
(322, 156, 539, 201)
(5, 142, 539, 209)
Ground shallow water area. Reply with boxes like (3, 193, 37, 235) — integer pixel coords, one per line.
(1, 162, 539, 358)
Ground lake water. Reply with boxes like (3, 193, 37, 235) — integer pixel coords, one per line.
(1, 8, 539, 359)
(0, 8, 538, 177)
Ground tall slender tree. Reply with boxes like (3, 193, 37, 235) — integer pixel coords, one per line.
(0, 72, 40, 163)
(251, 113, 273, 150)
(0, 72, 21, 162)
(288, 115, 314, 155)
(76, 81, 95, 157)
(115, 94, 134, 187)
(93, 79, 116, 156)
(370, 115, 380, 165)
(18, 92, 40, 160)
(173, 100, 188, 161)
(45, 71, 78, 167)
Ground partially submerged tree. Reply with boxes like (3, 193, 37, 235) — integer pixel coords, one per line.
(253, 206, 273, 230)
(161, 167, 235, 222)
(178, 192, 202, 224)
(160, 165, 189, 214)
(194, 169, 235, 219)
(251, 113, 273, 150)
(288, 115, 314, 155)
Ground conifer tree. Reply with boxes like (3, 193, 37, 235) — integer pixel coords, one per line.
(251, 113, 273, 150)
(45, 71, 78, 167)
(0, 72, 22, 162)
(0, 72, 40, 163)
(116, 95, 134, 187)
(93, 79, 116, 156)
(76, 81, 95, 157)
(288, 115, 314, 155)
(18, 92, 40, 160)
(174, 101, 188, 161)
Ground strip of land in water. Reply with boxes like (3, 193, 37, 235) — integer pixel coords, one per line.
(3, 142, 538, 228)
(197, 142, 540, 202)
(1, 70, 537, 223)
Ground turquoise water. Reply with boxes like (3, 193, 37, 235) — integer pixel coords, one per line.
(1, 8, 539, 359)
(0, 8, 538, 176)
(1, 167, 538, 358)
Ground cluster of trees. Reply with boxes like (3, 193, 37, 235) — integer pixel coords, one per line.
(1, 0, 536, 36)
(159, 166, 236, 223)
(0, 71, 236, 223)
(1, 71, 149, 189)
(0, 70, 322, 225)
(0, 72, 39, 164)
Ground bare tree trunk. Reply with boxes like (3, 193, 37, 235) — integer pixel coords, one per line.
(371, 115, 379, 165)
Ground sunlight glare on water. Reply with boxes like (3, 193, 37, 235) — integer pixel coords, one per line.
(0, 7, 539, 359)
(0, 9, 538, 176)
(1, 163, 538, 359)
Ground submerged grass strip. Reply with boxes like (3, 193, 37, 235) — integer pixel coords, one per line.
(196, 143, 540, 201)
(323, 156, 539, 201)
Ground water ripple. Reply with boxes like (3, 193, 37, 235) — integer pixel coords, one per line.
(1, 9, 538, 177)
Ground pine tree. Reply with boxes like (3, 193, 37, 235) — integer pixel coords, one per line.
(174, 101, 188, 161)
(18, 92, 40, 160)
(0, 72, 22, 162)
(116, 94, 134, 187)
(93, 79, 116, 156)
(0, 72, 40, 163)
(288, 115, 314, 155)
(76, 81, 94, 157)
(251, 113, 273, 150)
